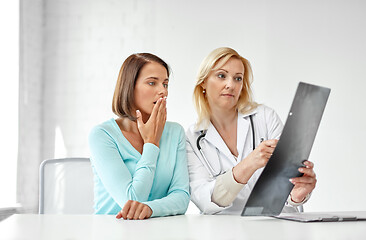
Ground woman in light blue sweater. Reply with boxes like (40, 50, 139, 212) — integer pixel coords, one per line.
(89, 53, 190, 220)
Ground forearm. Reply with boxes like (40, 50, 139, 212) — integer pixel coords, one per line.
(145, 190, 190, 217)
(90, 142, 159, 204)
(232, 162, 256, 185)
(212, 169, 245, 207)
(145, 124, 190, 217)
(127, 143, 160, 200)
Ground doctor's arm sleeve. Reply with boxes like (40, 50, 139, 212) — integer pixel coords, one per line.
(185, 136, 231, 214)
(144, 127, 190, 217)
(88, 127, 159, 206)
(212, 169, 245, 207)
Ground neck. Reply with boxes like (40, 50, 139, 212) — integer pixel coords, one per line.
(117, 117, 139, 134)
(210, 107, 238, 131)
(141, 112, 150, 124)
(132, 107, 150, 124)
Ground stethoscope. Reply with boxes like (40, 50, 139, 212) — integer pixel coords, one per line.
(196, 115, 257, 178)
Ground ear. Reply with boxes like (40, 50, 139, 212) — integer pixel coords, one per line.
(200, 81, 207, 90)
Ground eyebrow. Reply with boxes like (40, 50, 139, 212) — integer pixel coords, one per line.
(217, 69, 228, 73)
(217, 69, 244, 75)
(145, 77, 169, 81)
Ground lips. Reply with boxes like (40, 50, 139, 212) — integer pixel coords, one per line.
(221, 94, 234, 97)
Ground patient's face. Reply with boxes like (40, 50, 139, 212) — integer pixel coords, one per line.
(133, 61, 169, 117)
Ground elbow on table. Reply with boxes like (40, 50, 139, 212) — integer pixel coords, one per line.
(172, 190, 191, 215)
(191, 198, 223, 215)
(182, 193, 191, 214)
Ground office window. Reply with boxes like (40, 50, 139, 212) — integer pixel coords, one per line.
(0, 1, 19, 206)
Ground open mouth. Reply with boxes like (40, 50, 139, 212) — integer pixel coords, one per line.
(153, 97, 167, 104)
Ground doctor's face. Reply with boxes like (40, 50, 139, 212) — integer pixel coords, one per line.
(202, 57, 244, 112)
(134, 61, 169, 117)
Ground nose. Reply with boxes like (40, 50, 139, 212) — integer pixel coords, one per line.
(225, 78, 235, 89)
(158, 85, 168, 97)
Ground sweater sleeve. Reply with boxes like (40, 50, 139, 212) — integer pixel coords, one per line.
(88, 126, 159, 207)
(144, 126, 190, 217)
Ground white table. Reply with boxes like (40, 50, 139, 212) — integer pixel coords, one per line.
(1, 213, 365, 240)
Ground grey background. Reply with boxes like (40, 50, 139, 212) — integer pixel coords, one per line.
(19, 0, 366, 213)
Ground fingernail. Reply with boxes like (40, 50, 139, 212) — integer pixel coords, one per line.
(289, 179, 294, 183)
(299, 168, 303, 172)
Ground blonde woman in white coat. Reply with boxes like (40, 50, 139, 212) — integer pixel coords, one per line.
(186, 47, 316, 215)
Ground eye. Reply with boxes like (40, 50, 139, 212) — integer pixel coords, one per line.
(163, 83, 168, 88)
(235, 76, 243, 81)
(217, 73, 226, 79)
(148, 82, 155, 86)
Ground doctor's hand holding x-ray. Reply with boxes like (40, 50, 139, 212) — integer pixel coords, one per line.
(186, 47, 316, 215)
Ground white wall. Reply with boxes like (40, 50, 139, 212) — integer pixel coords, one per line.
(20, 0, 366, 212)
(0, 0, 18, 207)
(18, 0, 44, 212)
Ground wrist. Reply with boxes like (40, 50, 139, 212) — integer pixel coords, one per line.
(147, 205, 153, 218)
(232, 164, 254, 184)
(144, 139, 159, 148)
(232, 167, 242, 183)
(290, 193, 305, 203)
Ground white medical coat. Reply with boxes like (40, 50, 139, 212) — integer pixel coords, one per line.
(186, 105, 298, 215)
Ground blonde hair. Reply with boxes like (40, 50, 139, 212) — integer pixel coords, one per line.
(193, 47, 258, 128)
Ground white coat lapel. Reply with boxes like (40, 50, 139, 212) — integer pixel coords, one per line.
(237, 109, 259, 161)
(237, 113, 250, 162)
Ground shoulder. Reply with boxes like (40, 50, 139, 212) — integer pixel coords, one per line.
(163, 121, 186, 138)
(185, 123, 201, 144)
(254, 104, 281, 121)
(254, 105, 283, 137)
(255, 104, 276, 116)
(164, 121, 185, 132)
(89, 118, 118, 142)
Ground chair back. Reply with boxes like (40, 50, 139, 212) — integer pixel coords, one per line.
(39, 158, 94, 214)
